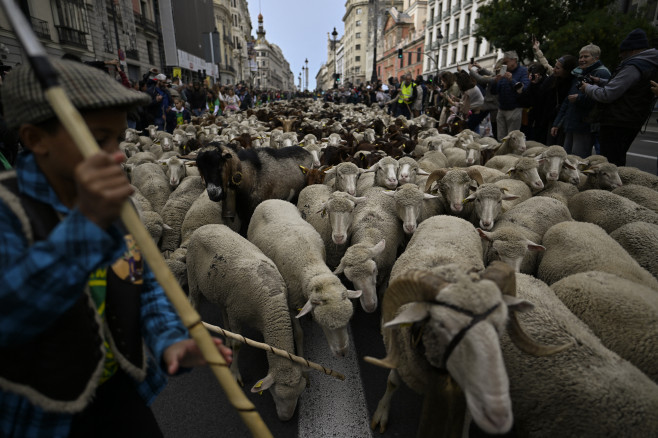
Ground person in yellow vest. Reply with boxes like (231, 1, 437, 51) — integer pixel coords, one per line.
(394, 74, 417, 119)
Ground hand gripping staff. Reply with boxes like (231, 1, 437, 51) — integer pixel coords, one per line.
(0, 3, 272, 436)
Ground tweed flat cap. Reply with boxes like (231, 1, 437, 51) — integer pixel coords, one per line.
(2, 57, 151, 129)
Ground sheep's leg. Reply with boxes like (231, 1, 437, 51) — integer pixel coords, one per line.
(290, 315, 309, 387)
(371, 369, 401, 433)
(222, 308, 243, 386)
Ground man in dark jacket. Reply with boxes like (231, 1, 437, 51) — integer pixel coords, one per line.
(146, 74, 171, 131)
(491, 51, 530, 140)
(187, 82, 207, 116)
(581, 28, 658, 166)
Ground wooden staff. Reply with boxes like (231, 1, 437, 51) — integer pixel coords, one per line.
(0, 3, 271, 437)
(203, 322, 345, 381)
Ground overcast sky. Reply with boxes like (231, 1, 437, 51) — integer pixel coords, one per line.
(247, 0, 345, 90)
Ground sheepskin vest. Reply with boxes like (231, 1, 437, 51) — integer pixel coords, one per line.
(0, 173, 147, 413)
(599, 57, 658, 130)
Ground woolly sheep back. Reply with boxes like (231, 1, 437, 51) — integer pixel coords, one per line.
(501, 273, 658, 437)
(537, 221, 658, 290)
(568, 190, 658, 233)
(551, 271, 658, 382)
(609, 221, 658, 279)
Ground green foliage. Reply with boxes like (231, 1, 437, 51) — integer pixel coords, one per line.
(475, 0, 657, 69)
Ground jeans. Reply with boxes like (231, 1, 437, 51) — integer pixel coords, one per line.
(496, 108, 523, 141)
(467, 110, 490, 134)
(563, 131, 593, 158)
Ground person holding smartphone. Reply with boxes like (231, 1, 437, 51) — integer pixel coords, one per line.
(490, 51, 530, 140)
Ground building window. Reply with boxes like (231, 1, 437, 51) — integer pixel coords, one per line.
(355, 67, 360, 73)
(146, 40, 154, 64)
(452, 48, 457, 65)
(408, 52, 412, 64)
(417, 47, 421, 62)
(356, 32, 361, 38)
(53, 0, 90, 48)
(356, 56, 360, 61)
(356, 7, 362, 14)
(356, 44, 360, 50)
(463, 44, 469, 61)
(356, 20, 361, 26)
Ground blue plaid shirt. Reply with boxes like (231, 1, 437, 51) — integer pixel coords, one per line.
(0, 151, 189, 438)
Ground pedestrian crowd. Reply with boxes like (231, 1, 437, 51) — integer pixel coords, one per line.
(322, 28, 658, 168)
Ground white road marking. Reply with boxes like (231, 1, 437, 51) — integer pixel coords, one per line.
(640, 139, 658, 144)
(298, 318, 373, 438)
(628, 151, 658, 159)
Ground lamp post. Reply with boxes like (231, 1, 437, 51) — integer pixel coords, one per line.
(304, 58, 309, 91)
(298, 72, 302, 91)
(370, 0, 378, 83)
(332, 27, 338, 88)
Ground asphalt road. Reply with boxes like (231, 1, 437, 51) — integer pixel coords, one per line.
(627, 120, 658, 174)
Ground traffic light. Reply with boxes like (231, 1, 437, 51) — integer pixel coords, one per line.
(397, 49, 403, 58)
(333, 73, 340, 88)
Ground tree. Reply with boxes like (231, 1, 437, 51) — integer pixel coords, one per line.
(474, 0, 657, 70)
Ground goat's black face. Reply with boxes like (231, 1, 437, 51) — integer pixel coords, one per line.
(196, 148, 226, 202)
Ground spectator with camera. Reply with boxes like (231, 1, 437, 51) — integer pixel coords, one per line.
(491, 51, 530, 140)
(551, 44, 610, 158)
(580, 28, 658, 166)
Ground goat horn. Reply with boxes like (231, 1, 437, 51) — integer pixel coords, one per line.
(424, 169, 448, 193)
(366, 270, 450, 370)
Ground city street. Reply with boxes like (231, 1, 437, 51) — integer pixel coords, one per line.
(626, 113, 658, 175)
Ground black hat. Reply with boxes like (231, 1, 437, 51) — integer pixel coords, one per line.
(619, 28, 649, 52)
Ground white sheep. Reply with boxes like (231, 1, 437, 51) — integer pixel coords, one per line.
(609, 221, 658, 280)
(463, 183, 520, 231)
(247, 200, 361, 357)
(323, 162, 363, 196)
(424, 168, 483, 218)
(551, 271, 658, 382)
(577, 162, 622, 191)
(480, 196, 572, 274)
(417, 150, 449, 173)
(537, 221, 658, 290)
(501, 273, 658, 437)
(396, 156, 430, 185)
(617, 166, 658, 190)
(180, 190, 240, 247)
(568, 190, 658, 233)
(333, 186, 405, 313)
(493, 130, 526, 155)
(187, 224, 306, 420)
(159, 176, 205, 257)
(296, 184, 365, 269)
(535, 180, 580, 206)
(384, 183, 442, 234)
(361, 156, 400, 192)
(612, 184, 658, 214)
(130, 162, 171, 215)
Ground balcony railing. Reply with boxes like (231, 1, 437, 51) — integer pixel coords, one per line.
(459, 27, 470, 38)
(431, 40, 440, 50)
(449, 32, 458, 42)
(437, 10, 443, 21)
(463, 0, 473, 6)
(56, 26, 87, 48)
(125, 48, 139, 60)
(31, 17, 51, 40)
(428, 16, 434, 26)
(134, 13, 158, 33)
(451, 1, 461, 14)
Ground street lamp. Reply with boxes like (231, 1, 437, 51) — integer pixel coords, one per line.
(304, 58, 309, 91)
(370, 0, 378, 83)
(332, 27, 338, 88)
(298, 72, 302, 91)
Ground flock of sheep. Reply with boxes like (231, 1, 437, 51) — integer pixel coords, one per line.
(119, 99, 658, 438)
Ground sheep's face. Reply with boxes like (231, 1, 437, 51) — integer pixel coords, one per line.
(423, 280, 514, 434)
(374, 159, 399, 189)
(397, 160, 419, 184)
(270, 375, 306, 421)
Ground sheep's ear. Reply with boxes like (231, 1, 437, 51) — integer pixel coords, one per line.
(333, 260, 345, 275)
(364, 162, 379, 173)
(477, 228, 493, 241)
(582, 168, 597, 175)
(324, 166, 337, 176)
(423, 193, 439, 200)
(162, 223, 173, 231)
(371, 239, 386, 256)
(463, 193, 477, 203)
(346, 289, 362, 300)
(526, 240, 546, 252)
(502, 296, 534, 313)
(502, 193, 520, 201)
(384, 302, 431, 328)
(296, 299, 315, 318)
(563, 161, 577, 170)
(251, 375, 275, 393)
(383, 190, 395, 197)
(417, 168, 431, 175)
(350, 196, 367, 204)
